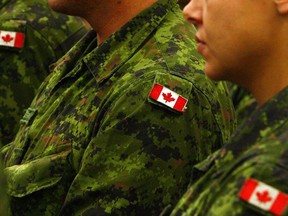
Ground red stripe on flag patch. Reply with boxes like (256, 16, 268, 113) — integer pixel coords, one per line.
(173, 95, 188, 112)
(149, 84, 163, 101)
(270, 193, 288, 215)
(14, 32, 25, 48)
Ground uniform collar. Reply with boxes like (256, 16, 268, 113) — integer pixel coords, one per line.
(82, 0, 176, 85)
(193, 85, 288, 174)
(224, 85, 288, 156)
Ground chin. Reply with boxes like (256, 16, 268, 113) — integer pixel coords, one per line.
(204, 65, 223, 81)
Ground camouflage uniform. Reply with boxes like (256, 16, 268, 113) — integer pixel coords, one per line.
(0, 160, 10, 216)
(228, 83, 257, 126)
(2, 0, 236, 215)
(0, 0, 88, 147)
(170, 86, 288, 216)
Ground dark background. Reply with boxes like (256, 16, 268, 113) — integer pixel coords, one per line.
(178, 0, 189, 9)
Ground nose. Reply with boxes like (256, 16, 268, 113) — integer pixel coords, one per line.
(182, 0, 203, 28)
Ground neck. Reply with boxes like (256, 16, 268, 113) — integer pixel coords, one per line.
(235, 20, 288, 106)
(251, 72, 288, 106)
(246, 44, 288, 106)
(84, 0, 157, 45)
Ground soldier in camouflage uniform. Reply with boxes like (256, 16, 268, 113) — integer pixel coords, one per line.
(2, 0, 236, 215)
(0, 0, 88, 148)
(169, 0, 288, 215)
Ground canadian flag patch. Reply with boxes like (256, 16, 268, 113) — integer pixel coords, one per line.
(149, 83, 188, 112)
(0, 30, 25, 48)
(239, 178, 288, 215)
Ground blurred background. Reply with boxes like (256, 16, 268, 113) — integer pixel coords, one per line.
(178, 0, 189, 9)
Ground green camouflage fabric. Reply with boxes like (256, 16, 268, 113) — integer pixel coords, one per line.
(0, 160, 10, 216)
(228, 83, 257, 126)
(0, 0, 88, 148)
(170, 86, 288, 216)
(2, 0, 236, 215)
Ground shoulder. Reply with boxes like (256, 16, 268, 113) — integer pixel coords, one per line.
(208, 133, 288, 215)
(0, 1, 87, 53)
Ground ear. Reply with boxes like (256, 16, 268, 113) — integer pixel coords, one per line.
(274, 0, 288, 14)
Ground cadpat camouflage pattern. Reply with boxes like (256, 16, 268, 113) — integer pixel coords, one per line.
(0, 159, 10, 215)
(170, 86, 288, 216)
(0, 0, 87, 147)
(3, 0, 236, 215)
(228, 83, 257, 126)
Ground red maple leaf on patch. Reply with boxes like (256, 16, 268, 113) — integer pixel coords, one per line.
(2, 34, 14, 43)
(162, 92, 175, 103)
(256, 190, 272, 203)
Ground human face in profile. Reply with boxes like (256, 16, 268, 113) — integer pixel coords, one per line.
(182, 0, 277, 86)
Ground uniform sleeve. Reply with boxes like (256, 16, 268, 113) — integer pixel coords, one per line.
(61, 72, 229, 215)
(0, 160, 10, 215)
(171, 139, 288, 216)
(207, 160, 288, 215)
(0, 20, 55, 148)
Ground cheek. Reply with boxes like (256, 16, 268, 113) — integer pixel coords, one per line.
(204, 15, 246, 67)
(204, 2, 239, 41)
(204, 56, 234, 81)
(203, 35, 245, 82)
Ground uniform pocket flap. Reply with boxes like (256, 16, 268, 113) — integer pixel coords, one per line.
(4, 150, 70, 197)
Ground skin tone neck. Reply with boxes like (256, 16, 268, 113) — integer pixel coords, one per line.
(83, 0, 157, 45)
(250, 61, 288, 107)
(244, 20, 288, 106)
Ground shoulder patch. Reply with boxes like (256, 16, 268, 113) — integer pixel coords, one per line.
(239, 178, 288, 215)
(149, 83, 188, 112)
(0, 30, 25, 48)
